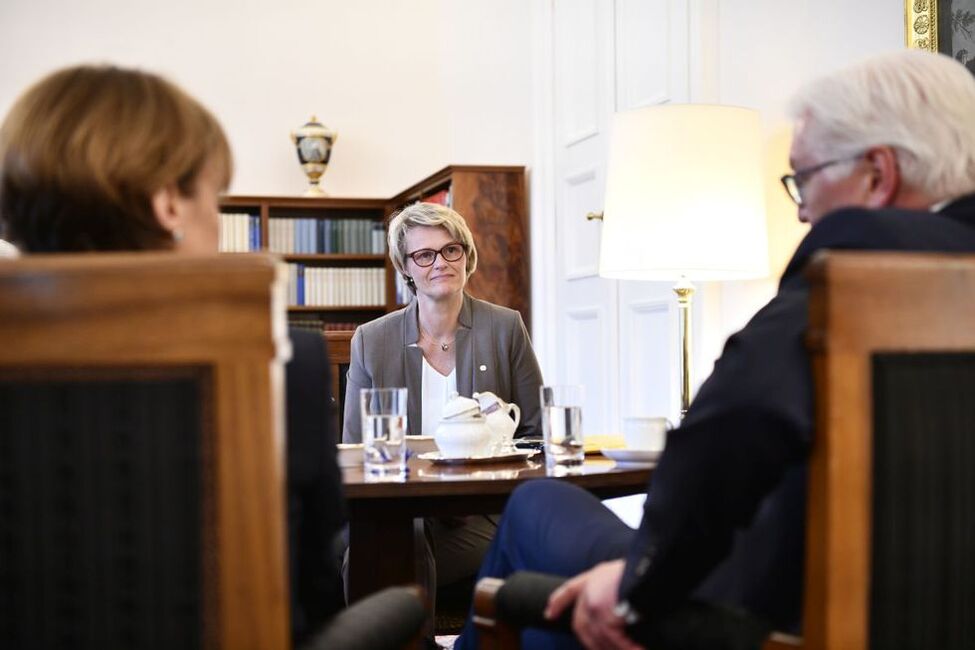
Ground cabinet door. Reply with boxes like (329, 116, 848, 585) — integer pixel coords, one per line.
(550, 0, 689, 432)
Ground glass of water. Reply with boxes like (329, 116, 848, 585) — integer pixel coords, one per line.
(360, 387, 408, 479)
(540, 384, 584, 468)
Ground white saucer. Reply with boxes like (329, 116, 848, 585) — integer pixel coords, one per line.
(600, 448, 662, 464)
(418, 449, 539, 465)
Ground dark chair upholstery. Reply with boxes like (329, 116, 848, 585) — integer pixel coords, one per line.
(0, 253, 424, 650)
(0, 374, 209, 649)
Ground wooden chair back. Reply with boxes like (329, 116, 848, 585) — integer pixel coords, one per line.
(324, 329, 354, 434)
(0, 252, 292, 650)
(803, 251, 975, 649)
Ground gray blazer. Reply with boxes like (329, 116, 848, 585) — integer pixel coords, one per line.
(342, 294, 543, 442)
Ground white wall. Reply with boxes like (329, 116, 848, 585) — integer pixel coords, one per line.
(0, 0, 533, 198)
(695, 0, 907, 375)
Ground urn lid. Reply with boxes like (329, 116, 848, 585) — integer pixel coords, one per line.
(441, 393, 482, 421)
(294, 115, 336, 141)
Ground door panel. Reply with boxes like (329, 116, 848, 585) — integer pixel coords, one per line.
(561, 167, 603, 279)
(564, 306, 615, 435)
(555, 0, 602, 145)
(618, 284, 678, 422)
(615, 0, 689, 110)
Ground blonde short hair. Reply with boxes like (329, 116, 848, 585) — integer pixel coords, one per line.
(387, 202, 478, 291)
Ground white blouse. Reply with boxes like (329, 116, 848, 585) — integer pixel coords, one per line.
(421, 356, 458, 437)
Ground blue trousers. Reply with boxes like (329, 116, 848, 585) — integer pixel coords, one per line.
(453, 480, 636, 650)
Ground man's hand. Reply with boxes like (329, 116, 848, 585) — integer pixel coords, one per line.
(544, 559, 643, 650)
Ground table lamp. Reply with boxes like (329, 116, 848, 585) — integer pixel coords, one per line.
(598, 104, 769, 419)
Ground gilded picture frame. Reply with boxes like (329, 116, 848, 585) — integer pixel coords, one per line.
(907, 0, 975, 75)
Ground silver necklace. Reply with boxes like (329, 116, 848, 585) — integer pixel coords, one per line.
(419, 325, 454, 352)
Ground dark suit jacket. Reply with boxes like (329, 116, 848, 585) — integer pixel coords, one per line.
(285, 328, 346, 644)
(619, 194, 975, 632)
(342, 293, 544, 441)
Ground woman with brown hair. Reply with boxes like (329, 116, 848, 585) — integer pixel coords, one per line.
(0, 65, 229, 253)
(0, 64, 345, 645)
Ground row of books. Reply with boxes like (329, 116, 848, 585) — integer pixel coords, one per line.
(288, 318, 359, 333)
(219, 212, 261, 252)
(269, 218, 385, 255)
(287, 265, 386, 307)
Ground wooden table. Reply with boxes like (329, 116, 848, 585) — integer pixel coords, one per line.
(343, 454, 652, 602)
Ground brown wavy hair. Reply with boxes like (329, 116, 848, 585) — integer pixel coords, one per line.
(0, 64, 232, 252)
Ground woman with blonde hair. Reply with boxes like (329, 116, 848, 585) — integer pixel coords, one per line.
(342, 200, 543, 620)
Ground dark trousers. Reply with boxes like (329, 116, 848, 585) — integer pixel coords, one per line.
(453, 480, 636, 650)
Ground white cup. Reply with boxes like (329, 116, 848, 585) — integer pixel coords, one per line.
(623, 416, 671, 452)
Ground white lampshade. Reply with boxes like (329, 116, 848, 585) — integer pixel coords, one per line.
(599, 104, 769, 281)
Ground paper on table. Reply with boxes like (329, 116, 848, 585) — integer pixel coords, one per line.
(583, 434, 626, 454)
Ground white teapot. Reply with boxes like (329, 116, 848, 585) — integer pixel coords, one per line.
(473, 391, 521, 453)
(434, 394, 494, 458)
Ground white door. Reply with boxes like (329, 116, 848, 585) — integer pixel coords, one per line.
(552, 0, 618, 434)
(549, 0, 691, 433)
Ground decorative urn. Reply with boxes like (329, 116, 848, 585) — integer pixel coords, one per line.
(290, 116, 337, 196)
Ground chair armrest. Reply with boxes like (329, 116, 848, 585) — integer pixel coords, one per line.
(474, 571, 571, 632)
(301, 586, 426, 650)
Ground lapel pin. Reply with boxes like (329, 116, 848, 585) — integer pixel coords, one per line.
(479, 365, 487, 372)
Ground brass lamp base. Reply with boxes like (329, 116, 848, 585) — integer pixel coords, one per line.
(673, 277, 695, 420)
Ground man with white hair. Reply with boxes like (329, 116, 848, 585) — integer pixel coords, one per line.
(454, 49, 975, 650)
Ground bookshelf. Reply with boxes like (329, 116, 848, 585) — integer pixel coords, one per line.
(220, 165, 529, 332)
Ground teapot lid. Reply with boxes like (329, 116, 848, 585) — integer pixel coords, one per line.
(472, 391, 501, 411)
(442, 393, 481, 420)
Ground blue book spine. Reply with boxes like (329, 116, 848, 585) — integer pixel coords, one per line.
(249, 215, 258, 251)
(297, 264, 305, 306)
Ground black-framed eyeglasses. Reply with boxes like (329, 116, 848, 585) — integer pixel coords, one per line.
(780, 153, 864, 206)
(407, 242, 466, 267)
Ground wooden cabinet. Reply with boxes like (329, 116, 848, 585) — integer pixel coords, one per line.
(221, 165, 529, 331)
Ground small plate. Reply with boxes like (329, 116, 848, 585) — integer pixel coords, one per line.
(418, 449, 539, 465)
(600, 448, 662, 464)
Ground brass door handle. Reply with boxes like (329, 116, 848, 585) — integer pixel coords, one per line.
(586, 211, 604, 222)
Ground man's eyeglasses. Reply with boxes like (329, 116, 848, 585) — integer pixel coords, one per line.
(780, 153, 864, 206)
(407, 243, 466, 267)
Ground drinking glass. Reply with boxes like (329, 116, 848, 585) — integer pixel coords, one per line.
(540, 384, 584, 468)
(360, 387, 408, 478)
